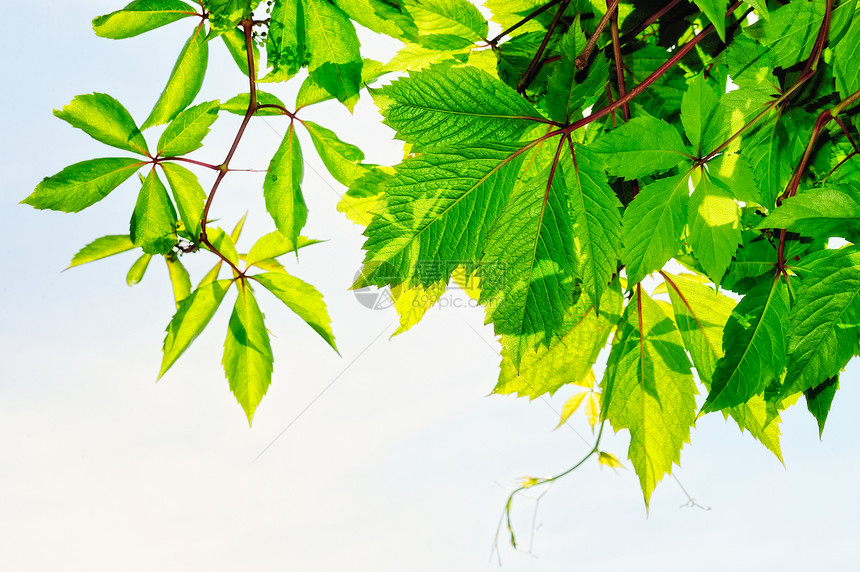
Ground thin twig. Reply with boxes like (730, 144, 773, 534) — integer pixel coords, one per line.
(489, 0, 564, 46)
(518, 0, 571, 94)
(575, 0, 619, 70)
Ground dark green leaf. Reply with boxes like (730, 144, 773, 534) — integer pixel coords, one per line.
(703, 277, 790, 412)
(782, 247, 860, 397)
(805, 375, 839, 437)
(159, 162, 206, 240)
(757, 184, 860, 240)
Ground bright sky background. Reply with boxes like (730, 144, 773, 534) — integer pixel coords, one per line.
(1, 2, 858, 570)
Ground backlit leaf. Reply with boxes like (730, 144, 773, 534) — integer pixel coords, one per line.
(68, 235, 136, 269)
(142, 23, 209, 129)
(264, 123, 307, 245)
(93, 0, 197, 39)
(223, 283, 274, 425)
(23, 158, 143, 213)
(54, 93, 149, 155)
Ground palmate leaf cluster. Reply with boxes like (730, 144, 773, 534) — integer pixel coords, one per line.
(23, 0, 860, 512)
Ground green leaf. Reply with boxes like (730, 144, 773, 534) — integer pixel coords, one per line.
(757, 185, 860, 240)
(207, 227, 240, 267)
(664, 273, 735, 384)
(23, 158, 143, 213)
(254, 272, 338, 350)
(804, 375, 839, 437)
(781, 247, 860, 397)
(220, 91, 287, 116)
(333, 0, 418, 41)
(687, 171, 742, 285)
(142, 23, 209, 129)
(130, 168, 178, 255)
(590, 115, 690, 179)
(265, 0, 305, 81)
(302, 120, 368, 187)
(296, 59, 384, 110)
(93, 0, 197, 39)
(356, 144, 526, 289)
(708, 153, 761, 204)
(834, 13, 860, 100)
(127, 253, 153, 285)
(159, 162, 205, 240)
(546, 15, 609, 123)
(495, 283, 622, 398)
(663, 272, 784, 460)
(680, 74, 729, 156)
(221, 26, 259, 77)
(374, 65, 543, 149)
(481, 160, 576, 365)
(160, 279, 232, 378)
(562, 144, 622, 307)
(54, 93, 149, 155)
(745, 0, 827, 69)
(337, 167, 388, 225)
(743, 115, 797, 209)
(68, 235, 136, 269)
(246, 232, 321, 268)
(702, 277, 790, 412)
(301, 0, 362, 105)
(166, 254, 192, 307)
(601, 287, 696, 507)
(204, 0, 261, 29)
(622, 174, 689, 284)
(264, 123, 307, 245)
(223, 283, 274, 425)
(406, 0, 488, 49)
(692, 0, 729, 42)
(157, 100, 220, 157)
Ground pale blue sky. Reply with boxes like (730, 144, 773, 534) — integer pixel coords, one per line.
(1, 2, 858, 570)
